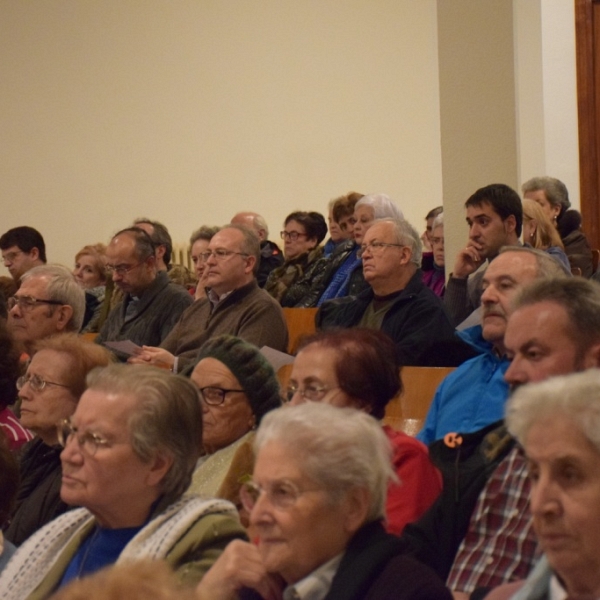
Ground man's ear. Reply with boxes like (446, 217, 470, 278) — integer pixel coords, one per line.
(503, 214, 517, 235)
(399, 246, 412, 266)
(582, 343, 600, 369)
(146, 452, 174, 488)
(155, 244, 166, 262)
(244, 255, 257, 276)
(55, 305, 74, 331)
(342, 487, 370, 535)
(28, 247, 40, 261)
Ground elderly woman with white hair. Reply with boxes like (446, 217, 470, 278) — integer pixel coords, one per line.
(196, 402, 451, 600)
(486, 369, 600, 600)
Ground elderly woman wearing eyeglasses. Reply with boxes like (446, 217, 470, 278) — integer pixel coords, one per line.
(185, 335, 281, 516)
(196, 402, 452, 600)
(264, 211, 327, 306)
(4, 334, 113, 546)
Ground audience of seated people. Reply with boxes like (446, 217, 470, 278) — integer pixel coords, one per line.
(317, 217, 475, 367)
(421, 210, 445, 297)
(185, 334, 281, 516)
(521, 198, 570, 272)
(288, 328, 442, 535)
(264, 210, 328, 306)
(0, 364, 246, 597)
(130, 225, 288, 373)
(196, 402, 452, 600)
(402, 277, 600, 600)
(72, 243, 108, 333)
(4, 334, 113, 546)
(445, 183, 522, 327)
(3, 183, 600, 597)
(522, 175, 594, 277)
(417, 247, 567, 445)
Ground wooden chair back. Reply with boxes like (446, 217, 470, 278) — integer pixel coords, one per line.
(384, 366, 455, 436)
(282, 307, 318, 354)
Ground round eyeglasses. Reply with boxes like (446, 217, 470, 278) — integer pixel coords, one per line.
(240, 479, 323, 512)
(284, 384, 338, 403)
(56, 419, 110, 456)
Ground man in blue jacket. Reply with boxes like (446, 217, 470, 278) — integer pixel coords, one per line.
(417, 246, 567, 445)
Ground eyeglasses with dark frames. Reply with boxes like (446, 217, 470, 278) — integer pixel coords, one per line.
(1, 250, 24, 264)
(280, 231, 308, 242)
(8, 295, 64, 312)
(198, 386, 245, 406)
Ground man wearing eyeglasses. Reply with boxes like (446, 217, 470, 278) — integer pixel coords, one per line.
(7, 265, 85, 355)
(317, 218, 473, 367)
(130, 225, 288, 373)
(0, 226, 46, 283)
(95, 227, 193, 361)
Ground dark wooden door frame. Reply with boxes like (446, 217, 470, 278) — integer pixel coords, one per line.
(576, 0, 600, 250)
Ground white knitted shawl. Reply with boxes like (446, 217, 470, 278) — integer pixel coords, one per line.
(0, 496, 237, 600)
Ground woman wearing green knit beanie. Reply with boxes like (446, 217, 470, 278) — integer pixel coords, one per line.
(185, 334, 282, 515)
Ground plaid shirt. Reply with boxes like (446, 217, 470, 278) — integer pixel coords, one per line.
(446, 446, 539, 593)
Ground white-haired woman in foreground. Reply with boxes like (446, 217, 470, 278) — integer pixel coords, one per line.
(196, 402, 451, 600)
(486, 369, 600, 600)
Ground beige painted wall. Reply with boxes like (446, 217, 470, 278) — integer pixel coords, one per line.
(0, 1, 444, 273)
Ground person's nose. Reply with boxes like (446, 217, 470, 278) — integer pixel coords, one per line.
(469, 222, 481, 240)
(60, 434, 84, 465)
(480, 284, 497, 305)
(529, 472, 561, 519)
(504, 356, 527, 388)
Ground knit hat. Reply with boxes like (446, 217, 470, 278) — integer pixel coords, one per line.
(193, 335, 281, 424)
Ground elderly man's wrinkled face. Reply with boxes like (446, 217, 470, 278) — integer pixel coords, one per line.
(191, 357, 255, 454)
(504, 302, 600, 388)
(8, 276, 71, 351)
(2, 244, 39, 281)
(203, 228, 255, 296)
(60, 389, 168, 528)
(18, 350, 78, 445)
(525, 416, 600, 594)
(479, 252, 538, 351)
(250, 440, 358, 584)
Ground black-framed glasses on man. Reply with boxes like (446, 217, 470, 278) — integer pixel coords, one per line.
(280, 231, 308, 242)
(357, 241, 405, 259)
(198, 386, 245, 405)
(7, 295, 64, 312)
(198, 249, 249, 262)
(17, 373, 71, 392)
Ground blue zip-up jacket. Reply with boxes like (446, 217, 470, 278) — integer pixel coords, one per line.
(416, 325, 510, 445)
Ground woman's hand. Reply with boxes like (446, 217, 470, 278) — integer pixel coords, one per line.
(196, 540, 284, 600)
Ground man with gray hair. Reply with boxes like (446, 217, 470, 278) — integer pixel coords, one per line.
(230, 211, 283, 287)
(7, 265, 85, 355)
(317, 218, 470, 366)
(403, 276, 600, 600)
(418, 246, 568, 445)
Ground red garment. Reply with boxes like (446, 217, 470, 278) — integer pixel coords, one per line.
(0, 407, 34, 451)
(383, 425, 442, 535)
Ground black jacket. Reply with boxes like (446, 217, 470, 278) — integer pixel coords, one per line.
(317, 269, 475, 367)
(4, 438, 71, 546)
(400, 421, 515, 582)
